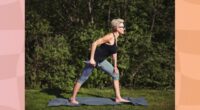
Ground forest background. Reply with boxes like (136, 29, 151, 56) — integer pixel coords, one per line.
(25, 0, 174, 91)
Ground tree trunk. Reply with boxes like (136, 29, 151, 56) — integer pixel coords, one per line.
(124, 0, 127, 21)
(107, 0, 111, 27)
(88, 0, 94, 24)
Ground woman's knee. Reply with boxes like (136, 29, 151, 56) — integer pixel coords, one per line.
(77, 63, 94, 85)
(77, 76, 89, 85)
(112, 73, 119, 80)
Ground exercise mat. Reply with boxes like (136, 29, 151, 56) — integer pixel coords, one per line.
(48, 97, 148, 106)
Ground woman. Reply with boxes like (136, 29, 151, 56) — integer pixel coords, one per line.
(70, 18, 129, 104)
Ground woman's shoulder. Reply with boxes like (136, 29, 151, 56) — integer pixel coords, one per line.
(97, 32, 114, 44)
(102, 33, 114, 39)
(105, 32, 113, 36)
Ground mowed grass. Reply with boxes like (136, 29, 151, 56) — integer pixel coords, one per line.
(26, 88, 174, 110)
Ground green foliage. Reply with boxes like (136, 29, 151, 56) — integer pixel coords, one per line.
(26, 35, 75, 90)
(36, 36, 75, 90)
(26, 0, 175, 90)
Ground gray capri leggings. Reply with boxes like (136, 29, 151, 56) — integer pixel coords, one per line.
(77, 60, 119, 85)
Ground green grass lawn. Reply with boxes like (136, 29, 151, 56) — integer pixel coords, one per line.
(26, 88, 174, 110)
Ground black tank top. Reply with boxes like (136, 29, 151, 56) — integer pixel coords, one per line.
(94, 33, 118, 63)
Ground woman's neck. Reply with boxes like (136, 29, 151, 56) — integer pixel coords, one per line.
(112, 31, 119, 38)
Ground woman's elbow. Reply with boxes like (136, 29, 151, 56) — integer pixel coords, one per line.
(92, 41, 98, 47)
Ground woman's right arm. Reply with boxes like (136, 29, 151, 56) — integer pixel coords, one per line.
(89, 34, 112, 66)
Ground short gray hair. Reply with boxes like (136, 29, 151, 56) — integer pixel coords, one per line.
(111, 18, 124, 29)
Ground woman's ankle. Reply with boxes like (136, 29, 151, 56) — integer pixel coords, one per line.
(115, 96, 122, 99)
(70, 97, 76, 100)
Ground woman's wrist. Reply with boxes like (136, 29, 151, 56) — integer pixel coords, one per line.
(90, 57, 94, 61)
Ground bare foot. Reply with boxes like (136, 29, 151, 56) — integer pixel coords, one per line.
(69, 98, 79, 105)
(115, 98, 130, 103)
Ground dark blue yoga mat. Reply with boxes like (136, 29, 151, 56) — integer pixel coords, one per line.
(48, 97, 148, 106)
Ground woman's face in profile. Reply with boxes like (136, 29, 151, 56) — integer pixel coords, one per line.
(117, 23, 125, 35)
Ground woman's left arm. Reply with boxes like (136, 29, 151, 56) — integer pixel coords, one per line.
(112, 53, 119, 74)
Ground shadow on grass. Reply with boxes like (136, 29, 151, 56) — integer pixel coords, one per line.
(40, 88, 67, 98)
(40, 88, 114, 100)
(77, 91, 115, 101)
